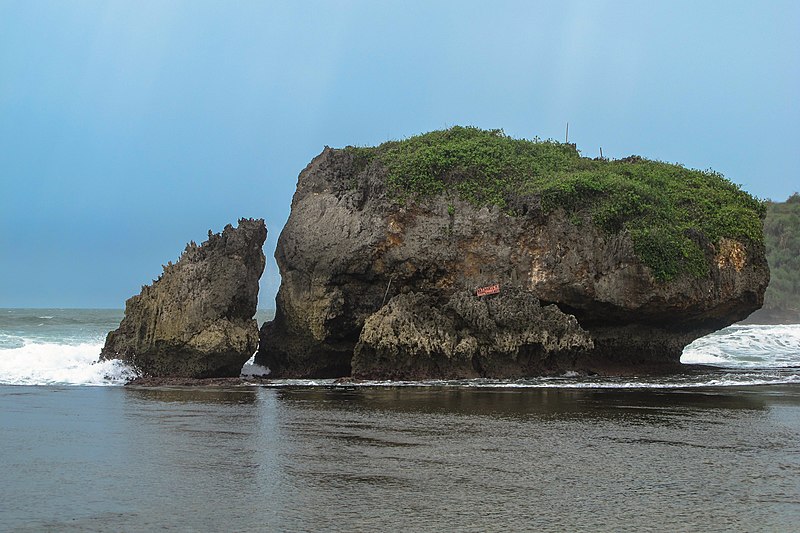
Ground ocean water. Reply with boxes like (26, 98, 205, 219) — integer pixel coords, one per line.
(1, 308, 799, 531)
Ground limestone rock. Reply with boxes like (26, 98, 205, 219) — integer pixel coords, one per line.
(353, 289, 593, 379)
(101, 218, 267, 378)
(256, 140, 768, 378)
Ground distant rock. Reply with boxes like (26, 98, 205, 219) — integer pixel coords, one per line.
(256, 128, 769, 379)
(744, 192, 800, 324)
(100, 218, 267, 378)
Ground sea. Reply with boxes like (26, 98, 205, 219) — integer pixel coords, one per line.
(1, 308, 799, 531)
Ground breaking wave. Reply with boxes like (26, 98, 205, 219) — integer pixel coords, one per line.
(681, 324, 800, 368)
(0, 341, 137, 386)
(0, 307, 798, 388)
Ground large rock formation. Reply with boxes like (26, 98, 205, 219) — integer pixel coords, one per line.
(101, 218, 267, 378)
(256, 128, 769, 378)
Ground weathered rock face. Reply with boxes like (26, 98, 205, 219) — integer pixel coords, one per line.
(101, 219, 267, 378)
(256, 148, 769, 378)
(353, 289, 593, 379)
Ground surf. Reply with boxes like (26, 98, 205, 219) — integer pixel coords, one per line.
(0, 340, 136, 386)
(1, 307, 798, 387)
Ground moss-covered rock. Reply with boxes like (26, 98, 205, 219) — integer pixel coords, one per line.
(347, 126, 765, 281)
(256, 129, 769, 379)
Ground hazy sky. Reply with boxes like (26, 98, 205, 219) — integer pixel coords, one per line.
(1, 0, 798, 308)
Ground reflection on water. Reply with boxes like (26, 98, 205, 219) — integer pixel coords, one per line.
(125, 386, 258, 404)
(123, 383, 774, 416)
(271, 386, 772, 419)
(2, 385, 799, 531)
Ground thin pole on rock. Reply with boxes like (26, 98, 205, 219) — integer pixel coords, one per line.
(600, 146, 603, 159)
(565, 122, 569, 143)
(381, 276, 394, 307)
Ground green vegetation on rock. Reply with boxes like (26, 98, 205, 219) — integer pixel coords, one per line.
(346, 126, 765, 281)
(762, 193, 800, 315)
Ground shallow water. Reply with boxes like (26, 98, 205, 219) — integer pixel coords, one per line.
(1, 309, 799, 531)
(2, 385, 799, 531)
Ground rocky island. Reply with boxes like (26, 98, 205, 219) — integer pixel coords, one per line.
(100, 218, 266, 378)
(256, 127, 769, 379)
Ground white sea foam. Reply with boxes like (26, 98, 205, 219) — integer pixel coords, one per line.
(0, 341, 137, 386)
(1, 320, 798, 388)
(241, 364, 271, 377)
(682, 324, 800, 368)
(267, 374, 800, 389)
(239, 352, 271, 377)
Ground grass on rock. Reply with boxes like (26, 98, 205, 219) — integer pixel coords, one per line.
(345, 126, 765, 281)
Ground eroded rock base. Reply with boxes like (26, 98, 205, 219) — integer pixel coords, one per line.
(353, 289, 593, 379)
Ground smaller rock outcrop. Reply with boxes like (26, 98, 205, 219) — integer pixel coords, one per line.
(352, 289, 593, 379)
(100, 218, 267, 378)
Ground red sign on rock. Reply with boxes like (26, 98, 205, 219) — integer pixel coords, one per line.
(476, 284, 500, 297)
